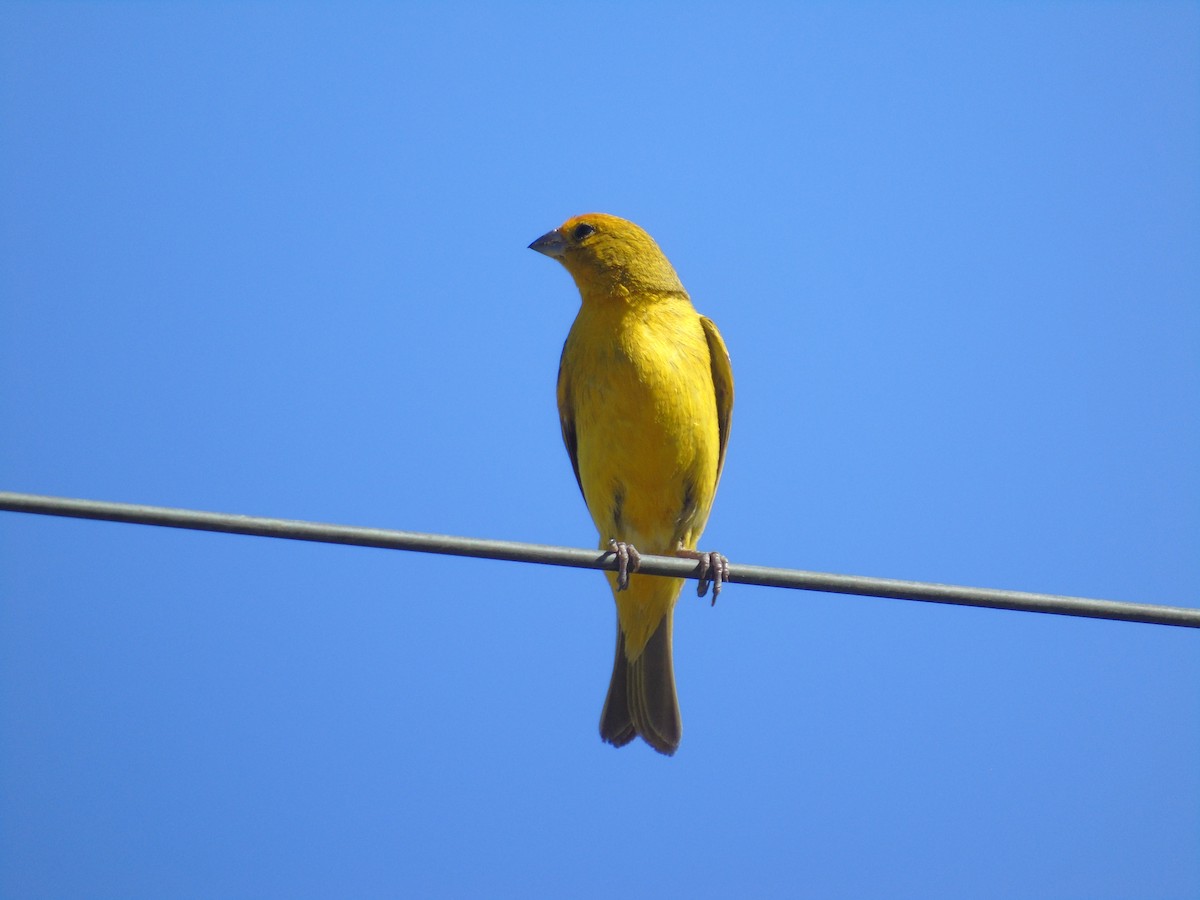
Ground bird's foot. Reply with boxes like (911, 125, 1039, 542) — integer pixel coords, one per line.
(676, 547, 730, 604)
(607, 539, 642, 591)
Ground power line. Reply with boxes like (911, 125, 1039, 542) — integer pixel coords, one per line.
(1, 490, 1196, 629)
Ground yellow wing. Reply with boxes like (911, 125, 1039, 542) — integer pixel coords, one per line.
(701, 316, 734, 485)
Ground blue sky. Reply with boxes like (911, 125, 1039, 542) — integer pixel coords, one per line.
(2, 3, 1197, 897)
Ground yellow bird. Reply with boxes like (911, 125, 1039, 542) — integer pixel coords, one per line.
(529, 213, 734, 755)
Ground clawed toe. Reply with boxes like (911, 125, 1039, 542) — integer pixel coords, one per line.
(698, 551, 730, 603)
(607, 539, 642, 591)
(676, 547, 730, 604)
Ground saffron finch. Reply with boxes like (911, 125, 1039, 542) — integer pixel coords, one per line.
(529, 213, 733, 755)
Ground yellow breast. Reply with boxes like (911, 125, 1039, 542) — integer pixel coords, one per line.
(562, 293, 721, 555)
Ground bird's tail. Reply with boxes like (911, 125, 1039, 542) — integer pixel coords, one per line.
(599, 612, 681, 756)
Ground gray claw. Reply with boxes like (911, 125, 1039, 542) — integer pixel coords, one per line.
(697, 551, 730, 604)
(608, 539, 641, 591)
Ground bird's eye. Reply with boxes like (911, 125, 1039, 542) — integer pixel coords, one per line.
(572, 223, 595, 241)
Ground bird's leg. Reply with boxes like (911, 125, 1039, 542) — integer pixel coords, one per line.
(675, 545, 730, 604)
(607, 539, 642, 591)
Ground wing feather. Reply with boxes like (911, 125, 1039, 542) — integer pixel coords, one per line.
(556, 341, 584, 497)
(700, 316, 734, 483)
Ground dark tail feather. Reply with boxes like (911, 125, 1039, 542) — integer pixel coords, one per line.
(599, 616, 681, 756)
(599, 629, 637, 748)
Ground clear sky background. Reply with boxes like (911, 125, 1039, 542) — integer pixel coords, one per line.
(2, 3, 1198, 898)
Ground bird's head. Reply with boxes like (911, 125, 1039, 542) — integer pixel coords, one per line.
(529, 213, 686, 300)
